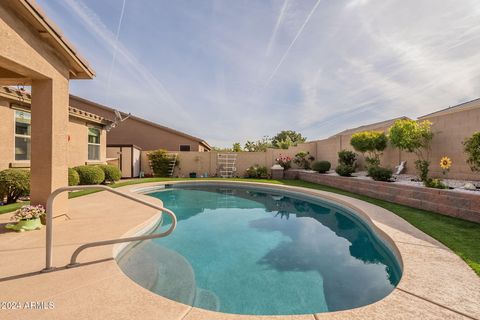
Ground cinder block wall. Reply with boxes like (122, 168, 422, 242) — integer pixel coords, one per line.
(139, 104, 480, 181)
(285, 170, 480, 223)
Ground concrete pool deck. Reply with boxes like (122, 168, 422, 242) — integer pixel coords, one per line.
(0, 181, 479, 320)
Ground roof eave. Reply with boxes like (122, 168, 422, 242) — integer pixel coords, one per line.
(16, 0, 95, 79)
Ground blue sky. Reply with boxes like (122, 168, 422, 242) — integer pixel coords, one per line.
(37, 0, 480, 147)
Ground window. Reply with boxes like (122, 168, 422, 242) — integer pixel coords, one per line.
(180, 145, 191, 151)
(14, 110, 31, 161)
(88, 128, 101, 160)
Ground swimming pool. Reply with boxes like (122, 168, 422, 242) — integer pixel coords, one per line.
(117, 183, 402, 315)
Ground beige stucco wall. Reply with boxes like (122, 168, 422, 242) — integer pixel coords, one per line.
(0, 101, 14, 170)
(69, 97, 207, 152)
(0, 101, 107, 171)
(67, 117, 107, 168)
(139, 103, 480, 181)
(0, 2, 77, 210)
(307, 107, 480, 180)
(424, 109, 480, 180)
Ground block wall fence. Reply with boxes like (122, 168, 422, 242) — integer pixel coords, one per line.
(285, 170, 480, 223)
(141, 103, 480, 181)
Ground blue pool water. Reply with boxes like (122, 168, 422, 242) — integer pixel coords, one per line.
(117, 184, 401, 315)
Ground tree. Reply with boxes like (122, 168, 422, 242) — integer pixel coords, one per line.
(244, 136, 272, 152)
(293, 151, 315, 169)
(463, 132, 480, 172)
(350, 131, 388, 168)
(389, 119, 433, 181)
(271, 130, 306, 149)
(232, 142, 242, 152)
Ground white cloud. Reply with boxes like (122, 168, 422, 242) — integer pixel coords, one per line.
(60, 0, 194, 124)
(38, 0, 480, 146)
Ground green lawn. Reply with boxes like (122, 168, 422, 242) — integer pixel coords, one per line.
(1, 177, 479, 275)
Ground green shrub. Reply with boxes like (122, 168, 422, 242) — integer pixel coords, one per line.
(335, 164, 355, 177)
(350, 131, 388, 168)
(464, 132, 480, 172)
(98, 165, 122, 183)
(424, 178, 447, 189)
(293, 151, 315, 169)
(74, 165, 105, 185)
(0, 169, 30, 204)
(312, 161, 331, 173)
(368, 166, 393, 181)
(147, 149, 178, 177)
(245, 165, 268, 179)
(389, 119, 433, 181)
(68, 168, 80, 186)
(415, 160, 430, 182)
(338, 150, 357, 166)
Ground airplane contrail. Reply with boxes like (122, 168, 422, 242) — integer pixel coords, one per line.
(264, 0, 322, 86)
(62, 0, 193, 122)
(265, 0, 290, 57)
(105, 0, 127, 104)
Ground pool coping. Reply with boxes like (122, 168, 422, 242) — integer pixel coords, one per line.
(0, 180, 478, 320)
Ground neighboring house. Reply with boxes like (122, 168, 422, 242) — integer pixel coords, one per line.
(69, 95, 211, 152)
(0, 87, 111, 170)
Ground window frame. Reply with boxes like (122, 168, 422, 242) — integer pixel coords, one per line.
(13, 109, 32, 162)
(87, 126, 101, 161)
(179, 144, 191, 152)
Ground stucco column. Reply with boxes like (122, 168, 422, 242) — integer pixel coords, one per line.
(30, 78, 69, 213)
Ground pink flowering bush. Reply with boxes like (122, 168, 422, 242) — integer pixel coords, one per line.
(275, 155, 292, 170)
(11, 205, 45, 221)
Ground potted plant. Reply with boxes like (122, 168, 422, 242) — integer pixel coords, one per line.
(5, 205, 45, 232)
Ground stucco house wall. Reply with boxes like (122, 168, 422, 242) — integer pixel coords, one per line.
(0, 100, 16, 170)
(67, 117, 108, 167)
(0, 88, 109, 170)
(0, 0, 95, 209)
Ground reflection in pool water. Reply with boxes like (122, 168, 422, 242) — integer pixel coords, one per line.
(118, 185, 401, 315)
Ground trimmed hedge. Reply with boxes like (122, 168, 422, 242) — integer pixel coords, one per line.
(74, 165, 105, 185)
(368, 166, 393, 181)
(338, 150, 357, 166)
(68, 168, 80, 186)
(335, 164, 355, 177)
(0, 169, 30, 204)
(98, 165, 122, 183)
(312, 161, 331, 173)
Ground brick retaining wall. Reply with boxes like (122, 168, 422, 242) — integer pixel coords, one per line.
(284, 170, 480, 223)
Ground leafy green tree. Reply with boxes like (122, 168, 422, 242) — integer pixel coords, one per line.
(293, 151, 315, 169)
(463, 132, 480, 172)
(147, 149, 179, 177)
(212, 146, 232, 152)
(271, 130, 306, 149)
(232, 142, 242, 152)
(244, 136, 272, 152)
(350, 131, 388, 168)
(389, 119, 433, 181)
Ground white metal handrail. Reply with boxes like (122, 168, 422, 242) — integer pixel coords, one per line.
(42, 185, 177, 272)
